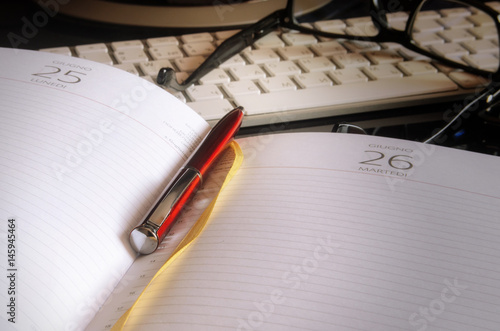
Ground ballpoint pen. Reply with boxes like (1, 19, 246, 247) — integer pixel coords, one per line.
(129, 107, 244, 255)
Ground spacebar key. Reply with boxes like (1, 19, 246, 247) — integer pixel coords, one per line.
(234, 73, 458, 115)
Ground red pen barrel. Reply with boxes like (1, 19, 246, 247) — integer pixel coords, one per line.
(190, 106, 244, 176)
(156, 106, 244, 240)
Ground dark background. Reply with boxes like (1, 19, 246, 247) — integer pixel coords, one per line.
(0, 0, 367, 50)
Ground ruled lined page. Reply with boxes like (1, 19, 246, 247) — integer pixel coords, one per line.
(122, 132, 500, 330)
(87, 145, 239, 330)
(0, 48, 209, 330)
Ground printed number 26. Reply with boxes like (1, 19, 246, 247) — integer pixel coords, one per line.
(360, 151, 413, 170)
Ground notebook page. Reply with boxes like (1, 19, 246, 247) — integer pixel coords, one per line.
(0, 48, 209, 330)
(87, 145, 240, 330)
(122, 132, 500, 330)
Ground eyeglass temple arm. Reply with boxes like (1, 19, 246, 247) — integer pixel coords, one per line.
(157, 11, 283, 91)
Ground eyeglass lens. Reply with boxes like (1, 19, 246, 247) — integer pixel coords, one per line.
(412, 0, 499, 73)
(297, 0, 499, 73)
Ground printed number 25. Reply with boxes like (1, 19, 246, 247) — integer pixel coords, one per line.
(33, 65, 86, 84)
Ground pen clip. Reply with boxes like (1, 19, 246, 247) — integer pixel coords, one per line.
(148, 167, 201, 228)
(129, 167, 201, 254)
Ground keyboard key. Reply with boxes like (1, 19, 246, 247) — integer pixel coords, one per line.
(437, 17, 474, 30)
(294, 72, 333, 88)
(461, 39, 498, 54)
(345, 16, 377, 33)
(331, 53, 370, 68)
(228, 65, 267, 81)
(346, 16, 372, 27)
(75, 43, 108, 55)
(222, 81, 260, 98)
(382, 42, 403, 50)
(413, 19, 444, 33)
(281, 32, 318, 46)
(432, 62, 457, 75)
(175, 71, 189, 84)
(114, 49, 149, 64)
(398, 47, 431, 61)
(186, 84, 223, 101)
(437, 29, 475, 43)
(40, 46, 72, 56)
(416, 10, 441, 20)
(277, 45, 314, 60)
(149, 46, 183, 60)
(362, 64, 403, 80)
(344, 21, 378, 37)
(343, 40, 381, 53)
(183, 42, 216, 57)
(413, 32, 445, 46)
(448, 71, 489, 88)
(313, 19, 346, 33)
(429, 43, 469, 58)
(187, 99, 235, 121)
(467, 13, 495, 27)
(440, 7, 472, 17)
(328, 67, 368, 84)
(111, 40, 143, 51)
(388, 20, 406, 31)
(139, 59, 173, 77)
(198, 68, 231, 85)
(364, 50, 404, 64)
(462, 53, 499, 70)
(219, 54, 246, 68)
(387, 12, 409, 23)
(146, 36, 178, 47)
(487, 2, 500, 12)
(396, 60, 437, 76)
(263, 61, 302, 76)
(468, 26, 498, 39)
(258, 76, 297, 93)
(181, 32, 213, 44)
(297, 57, 335, 73)
(254, 33, 285, 49)
(174, 56, 205, 72)
(310, 41, 347, 56)
(243, 49, 280, 64)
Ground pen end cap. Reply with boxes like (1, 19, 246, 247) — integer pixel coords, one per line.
(130, 227, 158, 255)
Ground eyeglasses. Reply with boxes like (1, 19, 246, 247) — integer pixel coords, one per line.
(157, 0, 500, 91)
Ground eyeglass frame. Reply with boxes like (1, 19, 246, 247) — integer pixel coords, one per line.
(157, 0, 500, 91)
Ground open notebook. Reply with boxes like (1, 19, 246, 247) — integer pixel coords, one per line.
(1, 48, 500, 331)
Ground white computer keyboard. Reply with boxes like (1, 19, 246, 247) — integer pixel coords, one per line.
(39, 2, 498, 127)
